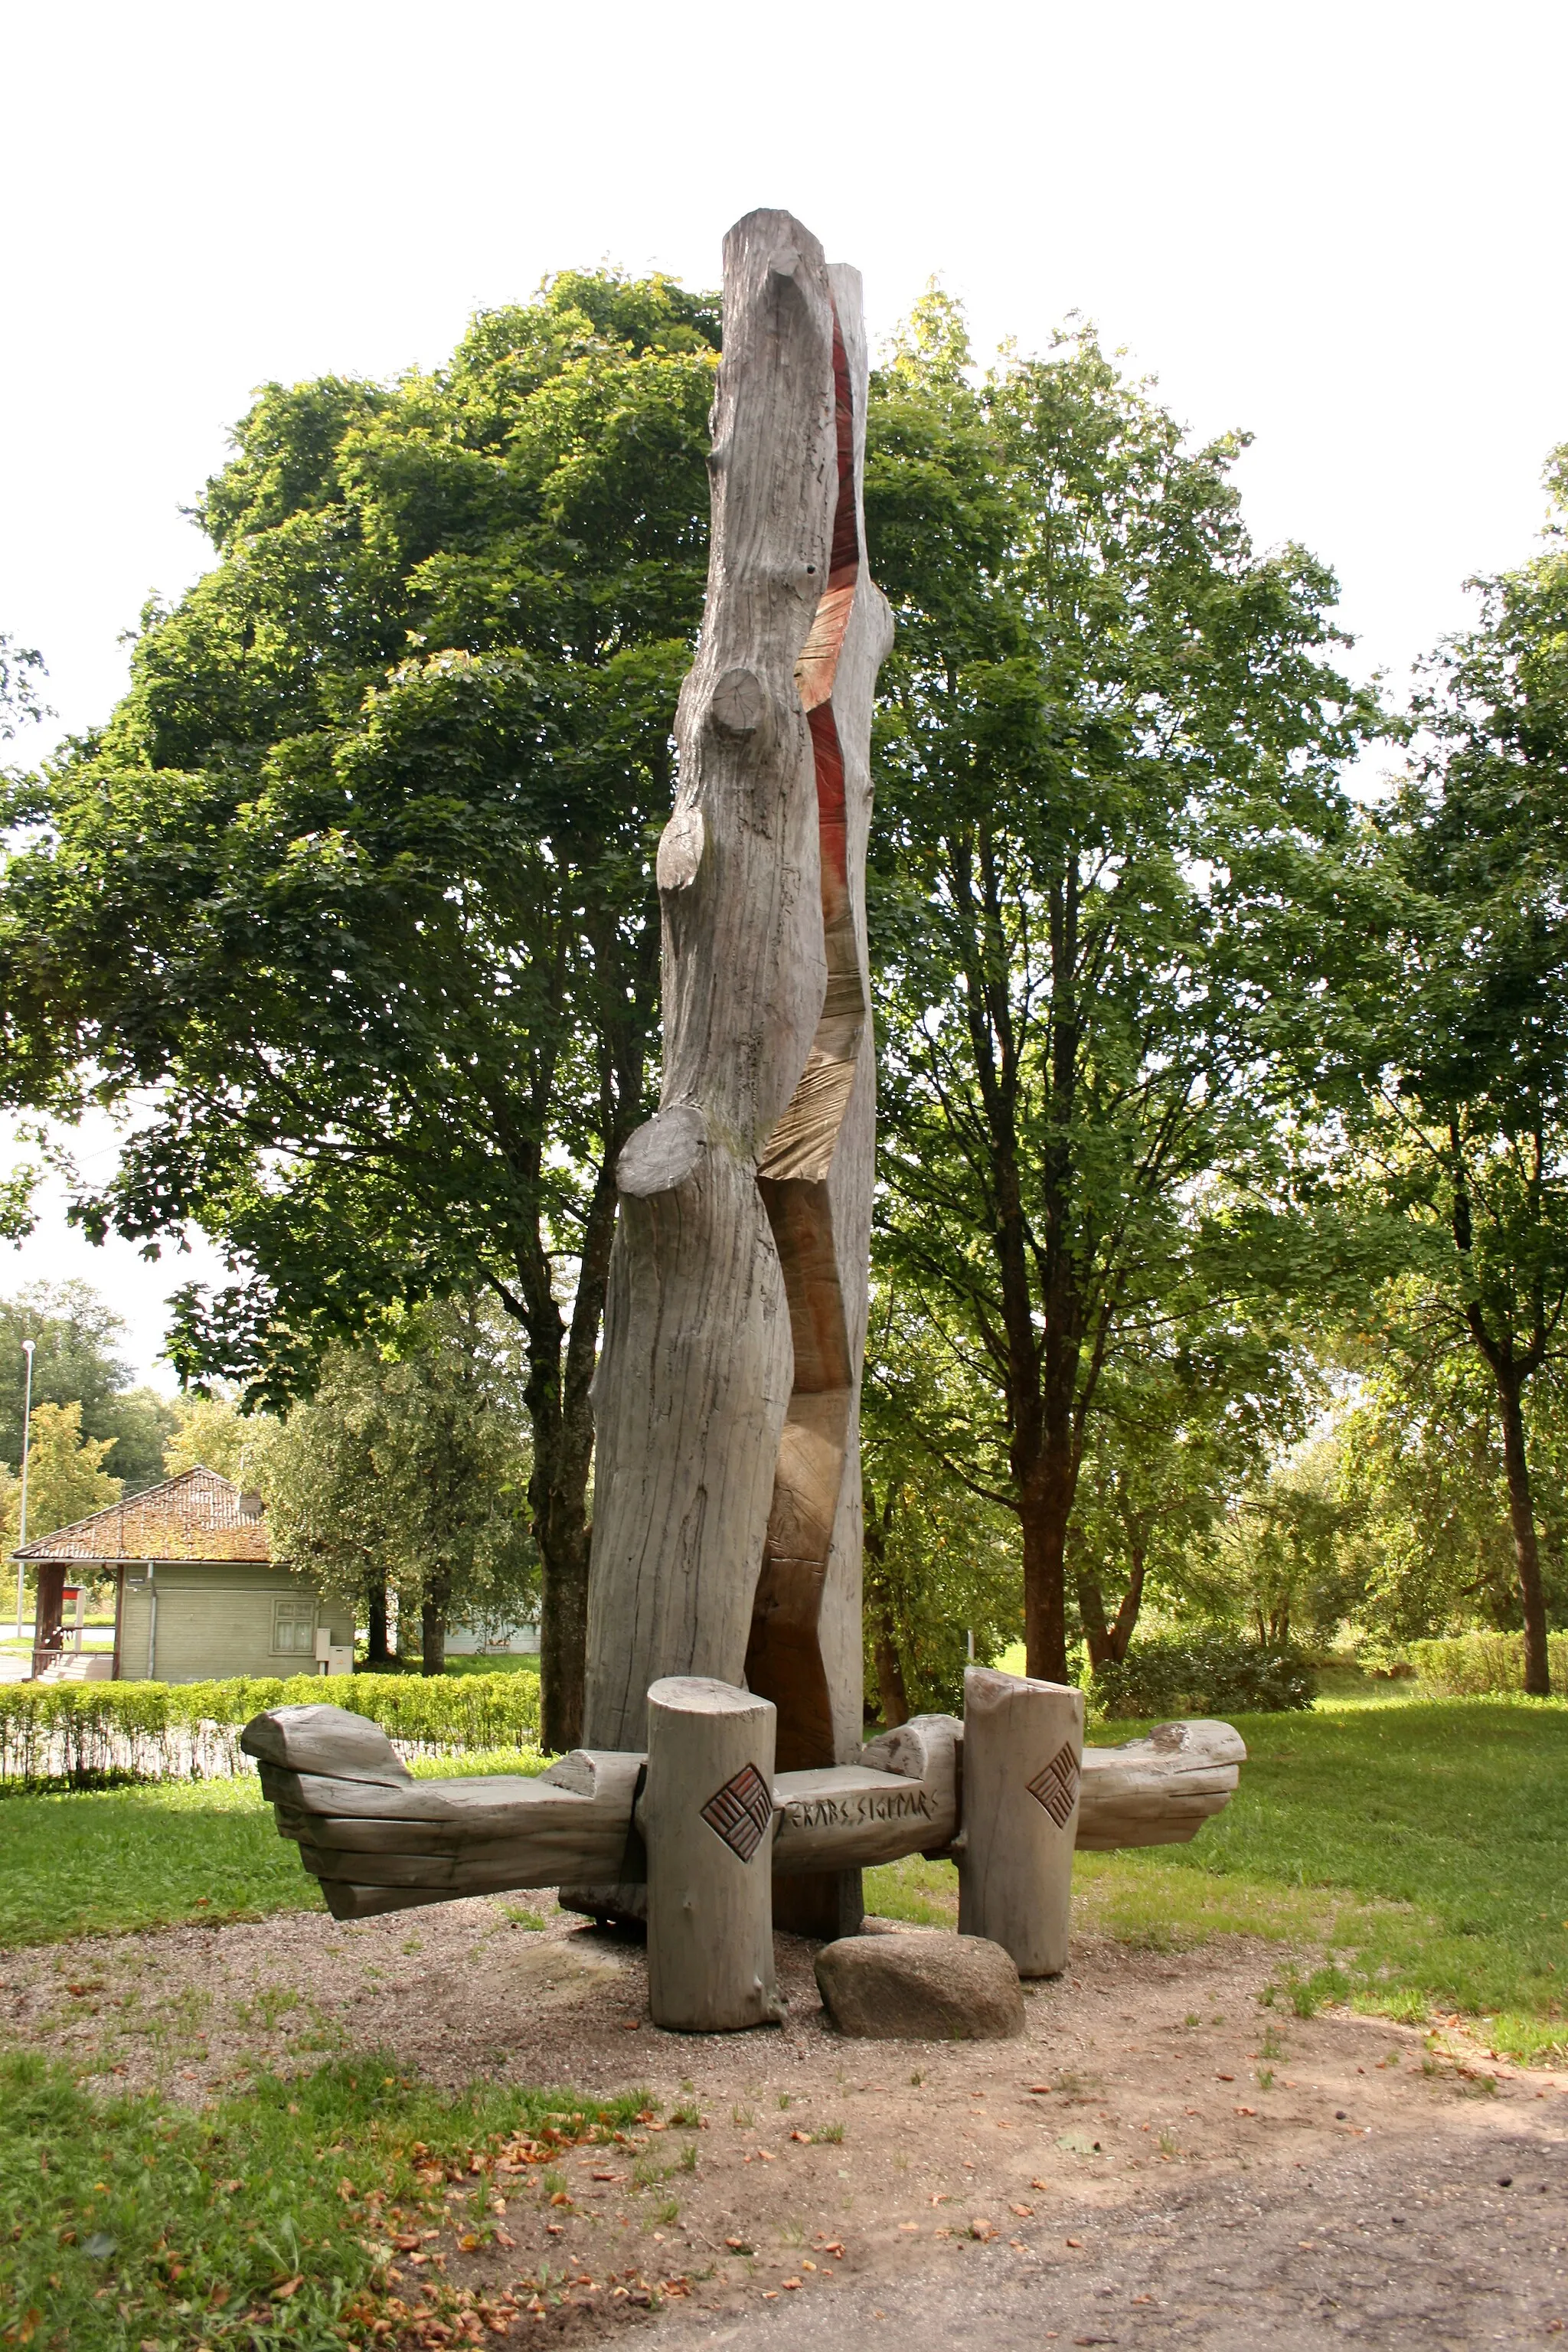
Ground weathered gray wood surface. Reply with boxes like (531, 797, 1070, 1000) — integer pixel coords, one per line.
(582, 212, 893, 1802)
(243, 1705, 642, 1921)
(773, 1712, 960, 1871)
(956, 1668, 1084, 1978)
(642, 1675, 782, 2032)
(243, 1699, 1246, 1925)
(1076, 1717, 1246, 1847)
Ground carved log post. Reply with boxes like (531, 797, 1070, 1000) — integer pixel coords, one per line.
(956, 1668, 1084, 1978)
(642, 1676, 782, 2033)
(582, 210, 893, 1951)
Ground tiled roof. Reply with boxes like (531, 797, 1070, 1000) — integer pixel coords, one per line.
(14, 1467, 271, 1563)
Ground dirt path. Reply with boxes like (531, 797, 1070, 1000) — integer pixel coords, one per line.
(5, 1897, 1566, 2344)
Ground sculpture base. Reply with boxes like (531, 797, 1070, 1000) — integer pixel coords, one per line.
(771, 1867, 863, 1942)
(557, 1881, 648, 1931)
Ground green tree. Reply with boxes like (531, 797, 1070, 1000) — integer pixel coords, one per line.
(1068, 1308, 1321, 1668)
(2, 1400, 122, 1556)
(0, 1282, 172, 1490)
(257, 1298, 537, 1675)
(1334, 1307, 1568, 1646)
(861, 1284, 1021, 1723)
(865, 299, 1377, 1681)
(1198, 1436, 1353, 1651)
(1324, 451, 1568, 1694)
(162, 1391, 259, 1485)
(0, 275, 720, 1746)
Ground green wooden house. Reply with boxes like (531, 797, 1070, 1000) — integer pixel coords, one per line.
(15, 1466, 354, 1682)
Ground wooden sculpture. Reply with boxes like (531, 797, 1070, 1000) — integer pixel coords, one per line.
(241, 1693, 1246, 1942)
(238, 210, 1258, 2035)
(580, 211, 892, 1878)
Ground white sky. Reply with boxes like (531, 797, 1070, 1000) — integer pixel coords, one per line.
(2, 0, 1564, 1382)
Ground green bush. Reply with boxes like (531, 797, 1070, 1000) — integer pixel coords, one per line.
(1091, 1631, 1315, 1720)
(0, 1670, 541, 1785)
(1406, 1631, 1568, 1697)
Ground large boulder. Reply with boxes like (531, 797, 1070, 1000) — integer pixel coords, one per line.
(814, 1930, 1025, 2040)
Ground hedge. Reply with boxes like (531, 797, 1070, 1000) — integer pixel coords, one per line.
(1404, 1632, 1568, 1697)
(0, 1671, 541, 1787)
(1091, 1631, 1315, 1720)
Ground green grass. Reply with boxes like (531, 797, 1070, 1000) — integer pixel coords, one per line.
(438, 1654, 540, 1677)
(0, 1752, 547, 1949)
(0, 2048, 652, 2350)
(873, 1698, 1568, 2066)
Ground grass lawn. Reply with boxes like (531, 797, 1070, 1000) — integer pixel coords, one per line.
(0, 1751, 547, 1949)
(0, 2050, 656, 2350)
(439, 1655, 540, 1677)
(868, 1697, 1568, 2066)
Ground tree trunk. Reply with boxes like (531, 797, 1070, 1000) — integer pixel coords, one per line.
(862, 1480, 909, 1727)
(1076, 1566, 1112, 1673)
(1021, 1456, 1071, 1684)
(420, 1573, 450, 1677)
(1452, 1142, 1551, 1696)
(1074, 1549, 1148, 1673)
(582, 212, 892, 1767)
(517, 1200, 603, 1753)
(1497, 1374, 1551, 1696)
(524, 1300, 593, 1751)
(364, 1576, 392, 1668)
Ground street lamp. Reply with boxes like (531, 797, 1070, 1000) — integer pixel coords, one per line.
(13, 1338, 34, 1642)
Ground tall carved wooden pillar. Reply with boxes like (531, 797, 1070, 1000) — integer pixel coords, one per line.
(582, 211, 892, 1939)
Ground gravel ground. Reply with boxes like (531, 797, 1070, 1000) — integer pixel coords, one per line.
(652, 2120, 1568, 2347)
(5, 1895, 1566, 2344)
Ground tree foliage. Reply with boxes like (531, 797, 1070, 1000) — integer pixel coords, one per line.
(860, 1285, 1021, 1723)
(865, 296, 1378, 1678)
(2, 1400, 122, 1557)
(256, 1298, 537, 1674)
(1068, 1304, 1324, 1667)
(162, 1392, 257, 1485)
(1318, 449, 1568, 1691)
(0, 1284, 173, 1491)
(0, 274, 720, 1744)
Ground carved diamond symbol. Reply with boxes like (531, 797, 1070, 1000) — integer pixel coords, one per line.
(1027, 1743, 1080, 1828)
(700, 1761, 774, 1863)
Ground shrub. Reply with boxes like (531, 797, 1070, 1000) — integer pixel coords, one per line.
(1091, 1631, 1315, 1720)
(1404, 1632, 1568, 1697)
(0, 1670, 541, 1786)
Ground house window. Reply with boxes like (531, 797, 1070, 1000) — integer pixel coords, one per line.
(271, 1597, 318, 1657)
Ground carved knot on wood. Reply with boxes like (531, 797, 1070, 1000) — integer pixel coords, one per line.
(708, 665, 768, 740)
(656, 805, 705, 893)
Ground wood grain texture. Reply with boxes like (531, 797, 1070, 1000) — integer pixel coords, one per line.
(1075, 1717, 1246, 1849)
(642, 1674, 782, 2033)
(956, 1668, 1084, 1979)
(583, 215, 892, 1781)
